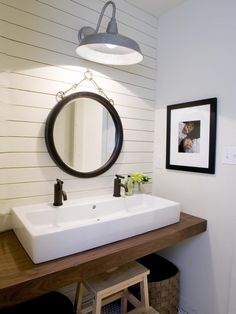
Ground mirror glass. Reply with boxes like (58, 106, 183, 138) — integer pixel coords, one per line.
(54, 98, 115, 172)
(45, 92, 123, 178)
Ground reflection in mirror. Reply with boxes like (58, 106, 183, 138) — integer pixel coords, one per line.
(54, 98, 115, 172)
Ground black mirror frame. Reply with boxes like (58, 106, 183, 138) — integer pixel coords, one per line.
(45, 92, 123, 178)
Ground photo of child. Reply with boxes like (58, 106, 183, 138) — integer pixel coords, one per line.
(178, 120, 201, 153)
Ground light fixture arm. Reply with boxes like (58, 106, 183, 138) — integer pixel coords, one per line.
(78, 1, 117, 42)
(95, 1, 117, 34)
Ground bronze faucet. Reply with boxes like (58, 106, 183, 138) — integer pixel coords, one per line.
(113, 174, 128, 197)
(53, 179, 67, 206)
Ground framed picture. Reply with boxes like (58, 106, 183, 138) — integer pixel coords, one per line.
(166, 98, 217, 174)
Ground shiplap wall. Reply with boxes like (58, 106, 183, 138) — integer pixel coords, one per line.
(0, 0, 157, 231)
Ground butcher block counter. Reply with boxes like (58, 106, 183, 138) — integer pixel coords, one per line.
(0, 212, 207, 308)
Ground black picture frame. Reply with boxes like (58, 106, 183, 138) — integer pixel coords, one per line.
(166, 98, 217, 174)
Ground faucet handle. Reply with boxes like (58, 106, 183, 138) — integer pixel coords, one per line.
(115, 174, 125, 180)
(56, 178, 64, 186)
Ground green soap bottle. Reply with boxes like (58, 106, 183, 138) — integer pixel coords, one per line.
(125, 175, 133, 196)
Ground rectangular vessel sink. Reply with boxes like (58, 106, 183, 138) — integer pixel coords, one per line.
(12, 194, 180, 263)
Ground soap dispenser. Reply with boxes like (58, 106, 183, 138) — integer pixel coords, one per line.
(125, 175, 133, 196)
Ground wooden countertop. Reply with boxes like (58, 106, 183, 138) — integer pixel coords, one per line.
(0, 212, 207, 308)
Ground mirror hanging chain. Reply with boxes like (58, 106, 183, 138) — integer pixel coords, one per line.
(56, 70, 114, 105)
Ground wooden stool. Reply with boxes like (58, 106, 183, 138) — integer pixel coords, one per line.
(128, 306, 159, 314)
(74, 261, 150, 314)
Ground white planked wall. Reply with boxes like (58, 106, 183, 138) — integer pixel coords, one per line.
(0, 0, 157, 231)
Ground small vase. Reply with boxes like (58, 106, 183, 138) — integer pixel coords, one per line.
(138, 182, 142, 192)
(133, 182, 142, 194)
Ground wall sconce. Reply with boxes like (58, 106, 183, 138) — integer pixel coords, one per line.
(76, 1, 143, 65)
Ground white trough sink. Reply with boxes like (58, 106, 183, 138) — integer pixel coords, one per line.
(12, 194, 180, 264)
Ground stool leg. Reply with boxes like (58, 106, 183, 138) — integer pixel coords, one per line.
(92, 296, 102, 314)
(140, 276, 149, 308)
(121, 288, 128, 314)
(74, 282, 85, 314)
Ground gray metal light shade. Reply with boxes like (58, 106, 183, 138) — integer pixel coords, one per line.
(76, 1, 143, 65)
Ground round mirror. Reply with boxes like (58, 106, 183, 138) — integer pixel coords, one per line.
(45, 92, 123, 178)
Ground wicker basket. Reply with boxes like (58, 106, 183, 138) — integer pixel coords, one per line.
(148, 271, 179, 314)
(137, 254, 180, 314)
